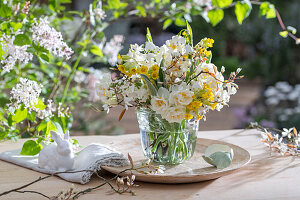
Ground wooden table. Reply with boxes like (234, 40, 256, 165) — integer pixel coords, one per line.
(0, 129, 298, 200)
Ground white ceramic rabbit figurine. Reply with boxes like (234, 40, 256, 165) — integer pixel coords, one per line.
(38, 130, 75, 171)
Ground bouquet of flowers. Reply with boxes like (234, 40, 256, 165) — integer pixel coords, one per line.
(98, 24, 242, 122)
(97, 23, 242, 164)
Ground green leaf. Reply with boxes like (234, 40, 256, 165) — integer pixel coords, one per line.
(46, 120, 57, 137)
(39, 54, 49, 62)
(0, 112, 6, 122)
(8, 114, 13, 126)
(20, 140, 43, 156)
(107, 0, 128, 9)
(279, 31, 289, 38)
(13, 34, 31, 46)
(287, 26, 297, 35)
(259, 2, 276, 19)
(0, 131, 8, 140)
(90, 45, 103, 57)
(136, 5, 146, 17)
(72, 139, 79, 145)
(10, 22, 22, 32)
(27, 112, 36, 122)
(208, 9, 224, 26)
(52, 121, 64, 135)
(163, 19, 173, 30)
(235, 1, 252, 24)
(212, 0, 233, 8)
(37, 121, 47, 132)
(140, 74, 158, 95)
(151, 133, 170, 152)
(186, 20, 193, 46)
(13, 108, 28, 123)
(146, 27, 153, 43)
(0, 2, 12, 18)
(35, 99, 47, 110)
(174, 18, 186, 27)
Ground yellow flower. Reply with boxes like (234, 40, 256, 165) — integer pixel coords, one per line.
(140, 65, 148, 74)
(205, 51, 211, 57)
(187, 103, 193, 110)
(192, 101, 202, 108)
(118, 65, 125, 73)
(182, 31, 187, 36)
(185, 114, 193, 120)
(199, 48, 205, 54)
(196, 115, 203, 120)
(211, 102, 217, 110)
(152, 64, 159, 72)
(130, 68, 137, 75)
(152, 71, 159, 80)
(182, 54, 189, 59)
(207, 38, 214, 47)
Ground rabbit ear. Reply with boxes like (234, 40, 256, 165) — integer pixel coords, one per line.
(51, 130, 62, 144)
(64, 130, 70, 140)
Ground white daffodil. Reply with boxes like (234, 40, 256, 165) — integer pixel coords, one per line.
(162, 106, 186, 123)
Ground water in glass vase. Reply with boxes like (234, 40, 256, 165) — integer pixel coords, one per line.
(137, 109, 198, 165)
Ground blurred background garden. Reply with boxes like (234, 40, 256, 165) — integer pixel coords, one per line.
(1, 0, 300, 142)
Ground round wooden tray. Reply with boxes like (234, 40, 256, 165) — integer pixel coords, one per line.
(101, 137, 251, 184)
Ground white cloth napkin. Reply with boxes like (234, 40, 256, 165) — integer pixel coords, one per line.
(0, 143, 129, 184)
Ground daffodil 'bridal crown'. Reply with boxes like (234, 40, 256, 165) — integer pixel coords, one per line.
(97, 25, 242, 123)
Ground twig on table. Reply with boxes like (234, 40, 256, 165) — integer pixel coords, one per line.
(0, 154, 164, 199)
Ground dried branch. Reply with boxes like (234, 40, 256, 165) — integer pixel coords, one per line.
(0, 155, 163, 199)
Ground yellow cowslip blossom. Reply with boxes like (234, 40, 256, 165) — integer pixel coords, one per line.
(199, 47, 205, 54)
(205, 51, 211, 57)
(196, 115, 203, 120)
(207, 38, 214, 47)
(118, 65, 125, 73)
(182, 31, 187, 36)
(130, 68, 137, 75)
(140, 65, 148, 74)
(185, 113, 193, 120)
(192, 101, 202, 108)
(211, 102, 217, 110)
(152, 64, 159, 72)
(201, 88, 214, 102)
(182, 54, 189, 59)
(152, 71, 159, 80)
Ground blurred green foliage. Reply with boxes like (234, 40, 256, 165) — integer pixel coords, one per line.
(187, 0, 300, 84)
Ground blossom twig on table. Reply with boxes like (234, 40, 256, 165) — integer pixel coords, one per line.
(250, 122, 300, 156)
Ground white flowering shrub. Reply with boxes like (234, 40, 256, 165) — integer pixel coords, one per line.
(0, 0, 132, 155)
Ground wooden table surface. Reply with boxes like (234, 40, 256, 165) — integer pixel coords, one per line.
(0, 129, 298, 200)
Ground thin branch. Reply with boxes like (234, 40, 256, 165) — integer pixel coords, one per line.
(15, 190, 50, 199)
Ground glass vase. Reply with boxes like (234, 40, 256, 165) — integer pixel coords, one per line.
(137, 108, 198, 165)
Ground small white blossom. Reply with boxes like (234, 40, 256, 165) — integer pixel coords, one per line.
(31, 17, 73, 60)
(103, 35, 124, 66)
(0, 34, 33, 72)
(9, 78, 42, 112)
